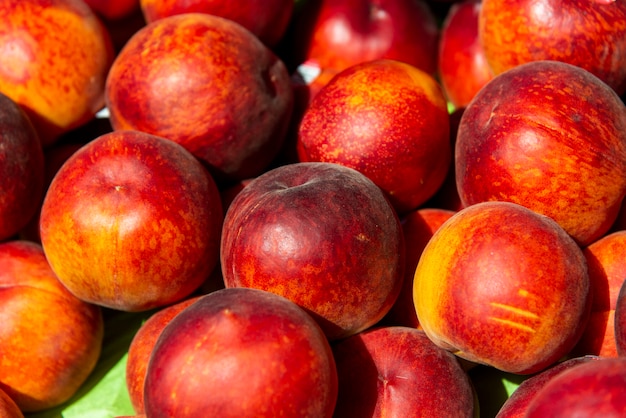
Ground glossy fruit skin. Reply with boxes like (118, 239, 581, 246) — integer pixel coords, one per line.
(456, 60, 626, 246)
(0, 240, 103, 412)
(105, 13, 294, 182)
(40, 130, 223, 312)
(139, 0, 294, 47)
(332, 326, 476, 417)
(297, 59, 451, 214)
(143, 287, 338, 418)
(479, 0, 626, 95)
(524, 357, 626, 417)
(0, 0, 114, 146)
(0, 92, 44, 241)
(438, 0, 493, 108)
(414, 201, 591, 375)
(220, 162, 404, 341)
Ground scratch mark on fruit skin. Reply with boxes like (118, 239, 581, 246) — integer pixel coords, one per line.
(490, 302, 539, 319)
(488, 317, 537, 333)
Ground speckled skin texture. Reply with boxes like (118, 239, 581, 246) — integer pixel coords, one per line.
(144, 288, 338, 418)
(39, 130, 223, 312)
(139, 0, 294, 47)
(479, 0, 626, 95)
(297, 59, 451, 214)
(524, 357, 626, 417)
(332, 326, 476, 417)
(105, 13, 294, 182)
(414, 201, 591, 375)
(571, 231, 626, 358)
(0, 241, 103, 412)
(496, 355, 601, 418)
(220, 162, 405, 341)
(0, 0, 114, 146)
(456, 60, 626, 246)
(0, 92, 44, 241)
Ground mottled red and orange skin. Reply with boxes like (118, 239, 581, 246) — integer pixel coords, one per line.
(0, 93, 45, 241)
(438, 0, 494, 108)
(126, 296, 201, 415)
(616, 279, 626, 356)
(297, 59, 451, 214)
(105, 13, 294, 183)
(39, 130, 223, 312)
(496, 355, 601, 418)
(570, 231, 626, 357)
(0, 240, 103, 412)
(332, 326, 476, 417)
(139, 0, 293, 47)
(143, 288, 338, 418)
(414, 201, 591, 375)
(382, 208, 455, 328)
(220, 162, 404, 341)
(479, 0, 626, 95)
(0, 0, 114, 146)
(524, 357, 626, 417)
(456, 60, 626, 246)
(292, 0, 439, 76)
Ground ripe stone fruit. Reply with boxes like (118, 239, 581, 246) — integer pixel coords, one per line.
(0, 0, 114, 146)
(297, 59, 451, 214)
(39, 130, 223, 312)
(139, 0, 294, 47)
(0, 387, 23, 418)
(438, 0, 493, 109)
(220, 162, 404, 341)
(105, 13, 294, 183)
(84, 0, 140, 21)
(571, 231, 626, 357)
(0, 240, 103, 412)
(495, 355, 601, 418)
(126, 296, 201, 415)
(382, 208, 456, 328)
(332, 326, 476, 417)
(287, 0, 439, 77)
(143, 287, 338, 418)
(479, 0, 626, 95)
(456, 60, 626, 246)
(0, 92, 44, 241)
(414, 201, 591, 374)
(616, 279, 626, 356)
(524, 357, 626, 417)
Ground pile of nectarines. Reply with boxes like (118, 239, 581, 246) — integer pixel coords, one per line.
(0, 0, 625, 417)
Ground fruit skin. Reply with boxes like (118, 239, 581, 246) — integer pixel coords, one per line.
(616, 279, 626, 356)
(414, 201, 591, 375)
(0, 240, 103, 412)
(571, 231, 626, 358)
(297, 59, 451, 214)
(139, 0, 294, 47)
(287, 0, 439, 77)
(84, 0, 140, 20)
(438, 0, 493, 109)
(381, 208, 456, 328)
(105, 13, 294, 183)
(332, 326, 476, 417)
(0, 387, 23, 418)
(0, 92, 44, 241)
(126, 296, 201, 415)
(220, 162, 404, 341)
(495, 355, 601, 418)
(524, 357, 626, 417)
(456, 60, 626, 246)
(479, 0, 626, 95)
(143, 287, 338, 418)
(39, 130, 223, 312)
(0, 0, 115, 146)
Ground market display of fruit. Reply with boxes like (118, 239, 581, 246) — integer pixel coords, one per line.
(0, 0, 625, 417)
